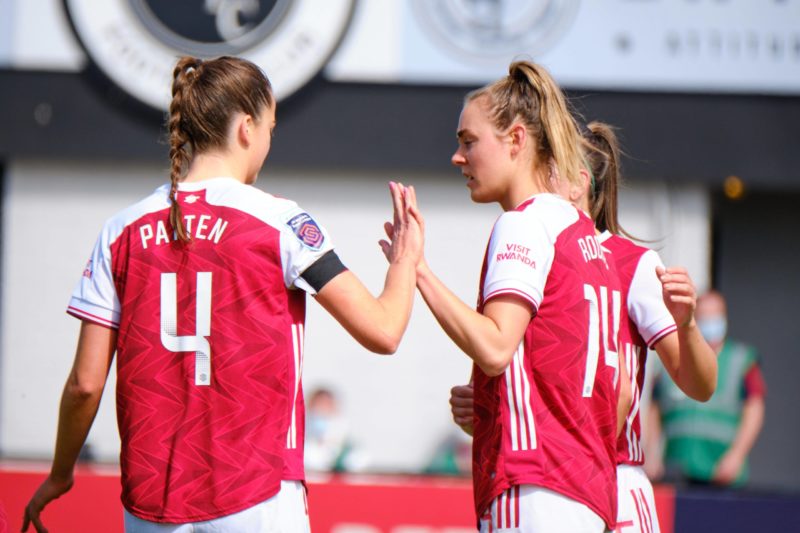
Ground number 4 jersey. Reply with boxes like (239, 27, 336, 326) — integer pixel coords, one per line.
(67, 177, 334, 523)
(472, 194, 622, 530)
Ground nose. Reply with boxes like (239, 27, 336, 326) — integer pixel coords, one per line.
(451, 148, 466, 167)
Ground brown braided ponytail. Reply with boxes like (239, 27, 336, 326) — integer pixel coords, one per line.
(168, 57, 202, 244)
(466, 60, 584, 192)
(166, 55, 275, 244)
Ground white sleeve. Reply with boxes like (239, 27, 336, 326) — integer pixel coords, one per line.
(67, 228, 121, 328)
(628, 249, 677, 347)
(482, 210, 554, 312)
(279, 206, 336, 294)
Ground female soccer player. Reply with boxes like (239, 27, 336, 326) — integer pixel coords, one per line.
(450, 122, 718, 532)
(585, 122, 716, 532)
(396, 61, 624, 532)
(22, 56, 422, 533)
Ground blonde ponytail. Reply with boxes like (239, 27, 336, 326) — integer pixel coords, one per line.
(467, 60, 584, 191)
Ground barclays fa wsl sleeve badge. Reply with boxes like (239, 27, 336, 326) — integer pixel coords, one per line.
(287, 213, 325, 250)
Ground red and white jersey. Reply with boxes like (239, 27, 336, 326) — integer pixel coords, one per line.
(599, 232, 676, 466)
(67, 177, 333, 522)
(472, 194, 622, 529)
(283, 331, 307, 482)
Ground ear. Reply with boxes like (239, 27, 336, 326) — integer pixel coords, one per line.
(573, 168, 591, 200)
(508, 123, 527, 157)
(568, 168, 592, 211)
(236, 114, 255, 147)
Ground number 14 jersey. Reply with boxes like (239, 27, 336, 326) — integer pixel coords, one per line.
(472, 194, 621, 530)
(67, 177, 333, 523)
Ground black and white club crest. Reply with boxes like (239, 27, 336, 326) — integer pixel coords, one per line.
(64, 0, 355, 110)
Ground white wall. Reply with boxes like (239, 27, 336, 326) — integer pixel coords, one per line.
(0, 161, 709, 471)
(617, 181, 712, 293)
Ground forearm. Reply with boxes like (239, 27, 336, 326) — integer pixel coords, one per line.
(373, 258, 417, 348)
(616, 353, 632, 438)
(727, 397, 765, 461)
(316, 264, 416, 355)
(643, 403, 665, 479)
(673, 320, 718, 401)
(50, 375, 104, 481)
(416, 263, 517, 376)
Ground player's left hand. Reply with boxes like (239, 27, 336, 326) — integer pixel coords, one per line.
(657, 266, 697, 328)
(22, 474, 74, 533)
(450, 384, 474, 436)
(712, 450, 743, 486)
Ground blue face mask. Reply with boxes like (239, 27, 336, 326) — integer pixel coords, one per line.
(698, 316, 727, 344)
(307, 415, 330, 438)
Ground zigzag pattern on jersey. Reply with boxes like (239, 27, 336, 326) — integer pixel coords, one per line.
(603, 235, 658, 467)
(110, 198, 298, 522)
(472, 200, 620, 529)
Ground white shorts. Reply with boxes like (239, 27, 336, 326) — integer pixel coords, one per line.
(479, 485, 606, 533)
(123, 480, 309, 533)
(275, 479, 311, 533)
(616, 465, 661, 533)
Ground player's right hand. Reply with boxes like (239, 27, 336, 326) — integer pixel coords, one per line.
(643, 456, 665, 483)
(21, 474, 74, 533)
(379, 182, 425, 267)
(450, 384, 475, 436)
(657, 265, 697, 328)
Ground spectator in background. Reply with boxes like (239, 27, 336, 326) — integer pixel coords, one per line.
(646, 290, 766, 487)
(424, 429, 472, 476)
(305, 387, 358, 473)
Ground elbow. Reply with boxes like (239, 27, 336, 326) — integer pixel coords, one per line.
(693, 383, 716, 403)
(685, 376, 717, 402)
(481, 364, 508, 377)
(694, 387, 714, 403)
(478, 353, 512, 377)
(365, 333, 401, 355)
(373, 341, 399, 355)
(676, 363, 718, 402)
(694, 369, 719, 402)
(65, 373, 105, 402)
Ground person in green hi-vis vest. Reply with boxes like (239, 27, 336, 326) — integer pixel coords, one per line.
(646, 290, 766, 486)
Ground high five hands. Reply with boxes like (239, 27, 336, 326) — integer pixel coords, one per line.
(379, 182, 425, 266)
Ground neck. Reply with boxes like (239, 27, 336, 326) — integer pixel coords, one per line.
(183, 151, 248, 184)
(500, 167, 551, 211)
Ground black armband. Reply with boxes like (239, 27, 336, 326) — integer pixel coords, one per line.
(299, 250, 347, 292)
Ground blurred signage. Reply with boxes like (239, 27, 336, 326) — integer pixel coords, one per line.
(326, 0, 800, 95)
(63, 0, 355, 110)
(414, 0, 580, 59)
(6, 1, 798, 96)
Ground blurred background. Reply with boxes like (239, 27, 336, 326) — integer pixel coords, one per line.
(0, 0, 798, 531)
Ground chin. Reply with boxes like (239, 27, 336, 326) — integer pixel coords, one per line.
(469, 187, 495, 205)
